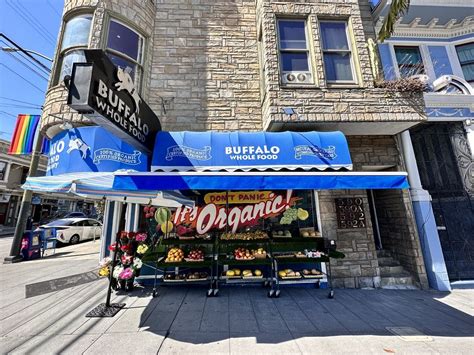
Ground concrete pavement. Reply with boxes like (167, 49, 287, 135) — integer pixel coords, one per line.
(0, 237, 473, 354)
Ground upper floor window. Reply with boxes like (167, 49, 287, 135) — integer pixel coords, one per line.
(455, 42, 474, 84)
(56, 14, 92, 84)
(106, 19, 144, 86)
(0, 161, 7, 180)
(394, 46, 424, 78)
(320, 21, 355, 83)
(277, 19, 313, 85)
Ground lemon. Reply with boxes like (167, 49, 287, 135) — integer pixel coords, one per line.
(297, 208, 309, 221)
(161, 221, 174, 234)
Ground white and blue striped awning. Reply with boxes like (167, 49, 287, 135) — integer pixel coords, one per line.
(22, 171, 193, 207)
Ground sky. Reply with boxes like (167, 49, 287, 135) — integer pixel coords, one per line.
(0, 0, 63, 141)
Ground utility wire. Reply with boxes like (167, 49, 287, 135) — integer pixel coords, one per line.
(0, 97, 42, 107)
(15, 1, 58, 42)
(5, 1, 55, 46)
(0, 39, 51, 77)
(0, 63, 46, 93)
(1, 49, 50, 81)
(0, 104, 43, 109)
(46, 0, 62, 17)
(0, 34, 51, 73)
(0, 110, 18, 118)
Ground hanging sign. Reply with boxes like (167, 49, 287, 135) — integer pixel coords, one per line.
(335, 198, 366, 229)
(204, 191, 274, 205)
(46, 126, 148, 175)
(67, 50, 161, 153)
(173, 191, 297, 234)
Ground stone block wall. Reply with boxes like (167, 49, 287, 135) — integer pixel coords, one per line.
(256, 0, 426, 130)
(147, 0, 262, 132)
(318, 189, 380, 288)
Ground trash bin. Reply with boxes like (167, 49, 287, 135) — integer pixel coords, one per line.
(20, 230, 43, 261)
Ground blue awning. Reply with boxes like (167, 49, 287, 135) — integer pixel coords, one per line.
(113, 171, 409, 191)
(152, 131, 353, 171)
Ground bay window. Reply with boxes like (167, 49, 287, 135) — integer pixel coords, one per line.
(320, 21, 355, 83)
(106, 19, 144, 86)
(394, 46, 425, 78)
(55, 14, 92, 84)
(277, 19, 313, 85)
(456, 43, 474, 85)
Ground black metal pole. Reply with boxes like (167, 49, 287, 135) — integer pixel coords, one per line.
(105, 243, 119, 307)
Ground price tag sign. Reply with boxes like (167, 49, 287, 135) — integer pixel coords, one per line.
(335, 198, 366, 229)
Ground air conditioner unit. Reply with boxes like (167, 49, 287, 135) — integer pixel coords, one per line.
(281, 71, 312, 84)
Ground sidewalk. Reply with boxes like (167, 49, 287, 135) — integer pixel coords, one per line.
(0, 240, 473, 354)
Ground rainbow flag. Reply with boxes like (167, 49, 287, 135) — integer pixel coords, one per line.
(8, 114, 41, 155)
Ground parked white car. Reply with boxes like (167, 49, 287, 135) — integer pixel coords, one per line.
(38, 218, 102, 244)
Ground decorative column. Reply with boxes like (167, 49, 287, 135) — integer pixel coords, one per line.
(99, 200, 124, 260)
(464, 120, 474, 160)
(400, 131, 451, 291)
(124, 203, 140, 232)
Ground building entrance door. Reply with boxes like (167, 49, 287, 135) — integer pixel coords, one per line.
(411, 123, 474, 281)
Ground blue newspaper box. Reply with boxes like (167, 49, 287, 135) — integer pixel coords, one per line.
(20, 230, 43, 261)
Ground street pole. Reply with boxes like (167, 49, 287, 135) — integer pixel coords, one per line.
(3, 126, 44, 263)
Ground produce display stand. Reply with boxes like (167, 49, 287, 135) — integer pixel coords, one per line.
(215, 238, 274, 297)
(144, 233, 342, 298)
(147, 237, 217, 297)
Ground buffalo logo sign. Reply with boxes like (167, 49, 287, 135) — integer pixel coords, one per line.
(67, 137, 91, 159)
(115, 67, 141, 115)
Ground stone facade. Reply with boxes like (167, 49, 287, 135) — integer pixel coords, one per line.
(256, 0, 425, 130)
(39, 0, 430, 288)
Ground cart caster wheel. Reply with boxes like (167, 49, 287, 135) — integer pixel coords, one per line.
(328, 290, 334, 299)
(213, 289, 219, 297)
(274, 290, 280, 298)
(152, 290, 157, 298)
(207, 289, 214, 297)
(267, 290, 275, 298)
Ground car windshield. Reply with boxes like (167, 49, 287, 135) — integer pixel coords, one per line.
(44, 220, 75, 227)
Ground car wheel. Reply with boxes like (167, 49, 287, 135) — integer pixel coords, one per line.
(69, 234, 80, 244)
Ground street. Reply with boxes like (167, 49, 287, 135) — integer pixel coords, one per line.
(0, 236, 473, 354)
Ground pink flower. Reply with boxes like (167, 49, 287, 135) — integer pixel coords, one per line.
(135, 233, 147, 242)
(119, 267, 134, 280)
(121, 254, 133, 265)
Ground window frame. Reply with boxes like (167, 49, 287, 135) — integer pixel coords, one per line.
(54, 13, 93, 85)
(276, 18, 314, 85)
(319, 19, 357, 84)
(393, 45, 425, 79)
(0, 161, 7, 181)
(104, 17, 145, 90)
(455, 42, 474, 84)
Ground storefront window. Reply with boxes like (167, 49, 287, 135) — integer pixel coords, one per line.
(55, 14, 92, 85)
(106, 19, 143, 84)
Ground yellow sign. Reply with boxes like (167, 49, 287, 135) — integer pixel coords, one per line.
(204, 191, 275, 205)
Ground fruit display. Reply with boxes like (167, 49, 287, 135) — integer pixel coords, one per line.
(224, 269, 242, 278)
(164, 273, 186, 282)
(280, 207, 309, 225)
(221, 230, 269, 241)
(301, 229, 321, 238)
(165, 247, 184, 262)
(234, 248, 254, 260)
(251, 248, 267, 259)
(185, 249, 205, 261)
(186, 271, 208, 281)
(176, 224, 194, 237)
(278, 269, 301, 279)
(302, 269, 323, 278)
(242, 269, 253, 277)
(273, 230, 292, 238)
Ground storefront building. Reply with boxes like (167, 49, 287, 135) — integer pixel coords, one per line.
(373, 0, 474, 282)
(36, 0, 440, 289)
